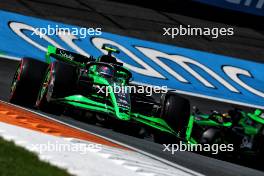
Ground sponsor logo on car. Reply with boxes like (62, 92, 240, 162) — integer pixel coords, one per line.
(58, 50, 74, 61)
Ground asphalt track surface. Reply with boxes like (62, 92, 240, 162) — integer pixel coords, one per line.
(0, 0, 264, 175)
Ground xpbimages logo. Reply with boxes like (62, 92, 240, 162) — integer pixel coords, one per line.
(30, 141, 102, 155)
(163, 142, 234, 155)
(96, 85, 168, 96)
(31, 24, 102, 38)
(163, 25, 234, 39)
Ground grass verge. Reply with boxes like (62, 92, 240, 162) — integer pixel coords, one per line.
(0, 137, 71, 176)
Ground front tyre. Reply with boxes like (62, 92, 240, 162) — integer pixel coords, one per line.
(36, 61, 78, 115)
(154, 94, 190, 144)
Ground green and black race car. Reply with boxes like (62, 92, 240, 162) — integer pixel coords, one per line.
(188, 107, 264, 160)
(9, 45, 190, 142)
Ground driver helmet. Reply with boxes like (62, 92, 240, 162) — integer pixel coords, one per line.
(98, 66, 113, 77)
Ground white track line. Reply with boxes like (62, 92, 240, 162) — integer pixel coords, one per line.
(2, 122, 180, 176)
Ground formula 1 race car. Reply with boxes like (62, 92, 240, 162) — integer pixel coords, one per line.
(187, 107, 264, 160)
(9, 45, 190, 141)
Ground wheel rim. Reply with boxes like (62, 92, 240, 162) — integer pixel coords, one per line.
(36, 68, 51, 107)
(9, 61, 23, 100)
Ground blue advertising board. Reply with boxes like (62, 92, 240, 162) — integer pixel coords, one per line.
(194, 0, 264, 16)
(0, 10, 264, 108)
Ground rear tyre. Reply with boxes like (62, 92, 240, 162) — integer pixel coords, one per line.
(254, 131, 264, 165)
(154, 94, 190, 144)
(9, 58, 48, 106)
(36, 61, 78, 115)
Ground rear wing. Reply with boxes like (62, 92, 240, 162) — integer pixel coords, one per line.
(45, 45, 94, 65)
